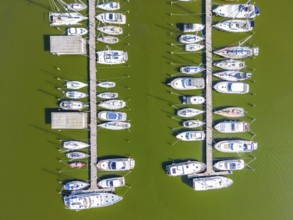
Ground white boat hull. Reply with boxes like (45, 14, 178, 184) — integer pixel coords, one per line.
(180, 66, 205, 74)
(193, 176, 233, 191)
(96, 13, 126, 24)
(97, 36, 119, 44)
(98, 121, 130, 130)
(98, 100, 126, 110)
(63, 141, 89, 150)
(182, 96, 205, 104)
(182, 120, 204, 128)
(96, 2, 120, 11)
(214, 140, 258, 153)
(214, 159, 245, 171)
(166, 161, 206, 176)
(97, 50, 128, 64)
(97, 25, 123, 35)
(214, 121, 250, 133)
(65, 81, 88, 90)
(213, 71, 252, 81)
(214, 59, 246, 70)
(168, 77, 205, 90)
(177, 108, 204, 117)
(214, 82, 249, 94)
(97, 92, 118, 99)
(185, 43, 205, 51)
(96, 158, 135, 171)
(176, 131, 205, 141)
(213, 4, 260, 19)
(213, 20, 254, 33)
(98, 111, 127, 121)
(98, 177, 125, 189)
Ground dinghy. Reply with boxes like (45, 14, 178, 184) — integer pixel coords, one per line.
(180, 66, 205, 74)
(97, 36, 119, 44)
(98, 111, 127, 121)
(213, 4, 260, 19)
(65, 81, 88, 90)
(213, 20, 254, 33)
(96, 13, 126, 25)
(97, 92, 118, 99)
(166, 161, 206, 176)
(96, 2, 120, 11)
(214, 82, 249, 94)
(69, 161, 86, 169)
(98, 177, 125, 189)
(66, 27, 88, 36)
(168, 77, 205, 90)
(98, 99, 126, 110)
(214, 140, 258, 153)
(97, 25, 123, 35)
(182, 120, 204, 128)
(97, 158, 135, 171)
(214, 159, 245, 171)
(177, 108, 204, 118)
(213, 71, 252, 81)
(214, 59, 246, 70)
(182, 23, 205, 32)
(97, 50, 128, 64)
(193, 176, 233, 191)
(64, 91, 88, 99)
(182, 96, 205, 104)
(63, 181, 90, 191)
(214, 107, 245, 118)
(214, 46, 259, 59)
(185, 43, 205, 51)
(179, 34, 204, 44)
(59, 100, 87, 110)
(98, 121, 131, 130)
(63, 141, 89, 150)
(214, 121, 250, 133)
(176, 131, 205, 141)
(97, 81, 116, 88)
(66, 151, 89, 160)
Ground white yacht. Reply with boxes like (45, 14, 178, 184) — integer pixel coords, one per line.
(66, 151, 89, 160)
(213, 71, 252, 81)
(98, 111, 127, 121)
(96, 13, 126, 24)
(96, 50, 128, 64)
(64, 91, 88, 99)
(65, 81, 87, 90)
(213, 82, 249, 94)
(193, 176, 233, 191)
(166, 161, 206, 176)
(63, 181, 90, 191)
(185, 43, 205, 51)
(214, 59, 246, 70)
(97, 81, 116, 88)
(64, 192, 122, 210)
(66, 27, 88, 36)
(59, 100, 87, 110)
(63, 141, 89, 150)
(98, 121, 131, 130)
(182, 23, 205, 32)
(176, 131, 205, 141)
(214, 140, 258, 153)
(49, 12, 88, 26)
(97, 158, 135, 171)
(98, 177, 125, 189)
(98, 99, 126, 110)
(214, 121, 250, 133)
(96, 2, 120, 11)
(168, 77, 205, 90)
(177, 108, 204, 118)
(182, 120, 204, 128)
(213, 4, 260, 19)
(180, 66, 205, 74)
(214, 159, 245, 171)
(182, 96, 205, 104)
(213, 20, 254, 33)
(97, 36, 119, 44)
(97, 25, 123, 35)
(97, 92, 118, 99)
(66, 3, 87, 11)
(214, 107, 245, 118)
(179, 34, 204, 44)
(214, 46, 259, 59)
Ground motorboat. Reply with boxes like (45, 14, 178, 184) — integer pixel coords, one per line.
(59, 100, 87, 110)
(214, 140, 258, 153)
(213, 71, 252, 81)
(97, 36, 119, 44)
(69, 161, 86, 169)
(98, 121, 131, 130)
(64, 91, 88, 99)
(182, 96, 205, 104)
(97, 92, 118, 99)
(97, 25, 123, 35)
(97, 81, 116, 88)
(97, 158, 135, 171)
(213, 20, 254, 33)
(214, 159, 245, 171)
(96, 2, 120, 11)
(214, 121, 250, 133)
(98, 111, 127, 121)
(214, 59, 246, 70)
(214, 107, 245, 118)
(176, 131, 205, 141)
(65, 81, 88, 90)
(185, 43, 205, 51)
(182, 120, 204, 128)
(98, 177, 125, 189)
(49, 12, 88, 26)
(98, 99, 126, 110)
(96, 50, 128, 64)
(96, 13, 126, 25)
(179, 34, 204, 44)
(214, 46, 259, 59)
(66, 151, 89, 160)
(166, 161, 206, 176)
(64, 192, 122, 210)
(193, 176, 233, 191)
(213, 4, 260, 19)
(180, 66, 205, 74)
(213, 82, 249, 94)
(168, 77, 205, 90)
(63, 141, 89, 150)
(182, 23, 205, 32)
(63, 181, 90, 191)
(177, 108, 204, 118)
(66, 27, 88, 36)
(65, 3, 87, 11)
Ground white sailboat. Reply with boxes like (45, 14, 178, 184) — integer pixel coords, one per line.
(64, 91, 88, 99)
(63, 181, 89, 191)
(97, 92, 118, 99)
(185, 43, 205, 51)
(213, 4, 260, 19)
(49, 12, 88, 26)
(168, 77, 205, 90)
(65, 81, 88, 90)
(97, 36, 119, 44)
(213, 20, 254, 33)
(98, 99, 126, 110)
(214, 107, 245, 118)
(98, 121, 131, 130)
(177, 108, 204, 118)
(214, 59, 246, 70)
(213, 71, 252, 81)
(96, 2, 120, 11)
(97, 25, 123, 35)
(176, 131, 205, 141)
(98, 111, 127, 121)
(166, 161, 206, 176)
(214, 82, 250, 94)
(59, 100, 87, 110)
(63, 141, 89, 150)
(214, 46, 259, 59)
(97, 81, 116, 88)
(96, 13, 126, 24)
(179, 34, 204, 44)
(66, 151, 89, 160)
(96, 50, 128, 64)
(182, 23, 205, 32)
(182, 120, 204, 128)
(180, 66, 205, 74)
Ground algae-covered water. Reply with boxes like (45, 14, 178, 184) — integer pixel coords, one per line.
(1, 0, 293, 219)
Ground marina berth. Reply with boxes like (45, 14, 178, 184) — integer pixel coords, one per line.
(214, 121, 250, 133)
(182, 96, 205, 104)
(65, 3, 87, 11)
(214, 59, 246, 70)
(182, 120, 204, 128)
(64, 91, 88, 99)
(59, 100, 87, 110)
(176, 131, 205, 141)
(97, 81, 116, 88)
(69, 161, 86, 169)
(66, 151, 89, 160)
(180, 66, 205, 74)
(214, 46, 259, 59)
(98, 177, 125, 189)
(97, 25, 123, 35)
(185, 43, 205, 51)
(213, 4, 260, 19)
(97, 36, 119, 44)
(213, 71, 252, 81)
(96, 50, 128, 64)
(182, 23, 205, 33)
(192, 176, 233, 191)
(179, 34, 204, 44)
(97, 158, 135, 171)
(214, 159, 245, 171)
(97, 121, 131, 130)
(96, 2, 120, 11)
(213, 20, 254, 33)
(177, 108, 205, 118)
(98, 111, 127, 121)
(168, 77, 205, 90)
(63, 141, 89, 150)
(63, 181, 90, 191)
(96, 13, 126, 25)
(98, 99, 126, 110)
(214, 107, 245, 118)
(97, 92, 118, 99)
(49, 12, 88, 26)
(213, 82, 250, 94)
(65, 81, 88, 90)
(166, 161, 206, 176)
(66, 27, 88, 36)
(214, 140, 258, 153)
(64, 192, 122, 210)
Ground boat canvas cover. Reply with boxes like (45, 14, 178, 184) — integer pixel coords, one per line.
(229, 83, 246, 92)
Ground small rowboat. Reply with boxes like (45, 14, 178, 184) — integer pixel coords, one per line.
(65, 81, 87, 90)
(214, 107, 245, 118)
(69, 161, 86, 169)
(97, 25, 123, 35)
(63, 181, 90, 191)
(97, 81, 116, 88)
(97, 36, 119, 44)
(213, 71, 252, 81)
(66, 151, 90, 160)
(64, 91, 88, 99)
(96, 2, 120, 11)
(182, 120, 204, 128)
(185, 43, 205, 51)
(97, 92, 119, 99)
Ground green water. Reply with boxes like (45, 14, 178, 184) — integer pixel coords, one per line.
(1, 0, 293, 219)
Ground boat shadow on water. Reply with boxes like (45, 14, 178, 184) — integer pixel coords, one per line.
(43, 35, 51, 51)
